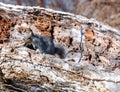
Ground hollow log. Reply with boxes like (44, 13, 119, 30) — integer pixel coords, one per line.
(0, 2, 120, 92)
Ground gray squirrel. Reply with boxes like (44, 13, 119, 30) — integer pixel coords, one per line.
(27, 34, 66, 59)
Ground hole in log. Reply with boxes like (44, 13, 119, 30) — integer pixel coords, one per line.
(0, 15, 2, 20)
(26, 43, 35, 50)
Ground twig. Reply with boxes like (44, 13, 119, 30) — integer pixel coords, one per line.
(78, 29, 84, 63)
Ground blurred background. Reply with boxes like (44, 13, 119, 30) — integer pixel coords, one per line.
(0, 0, 119, 30)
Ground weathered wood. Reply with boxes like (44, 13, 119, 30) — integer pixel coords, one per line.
(0, 2, 120, 92)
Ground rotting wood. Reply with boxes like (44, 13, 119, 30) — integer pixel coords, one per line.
(0, 2, 120, 92)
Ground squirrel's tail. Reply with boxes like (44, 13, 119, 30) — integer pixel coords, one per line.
(55, 44, 66, 59)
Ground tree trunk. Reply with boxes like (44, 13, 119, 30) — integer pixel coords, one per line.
(0, 2, 120, 92)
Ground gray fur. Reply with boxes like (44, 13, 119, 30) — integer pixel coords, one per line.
(30, 35, 55, 55)
(29, 35, 66, 59)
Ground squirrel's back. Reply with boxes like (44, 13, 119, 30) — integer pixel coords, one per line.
(55, 44, 66, 59)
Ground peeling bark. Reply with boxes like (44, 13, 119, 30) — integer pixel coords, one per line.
(0, 2, 120, 92)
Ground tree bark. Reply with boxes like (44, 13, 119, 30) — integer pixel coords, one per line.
(0, 2, 120, 92)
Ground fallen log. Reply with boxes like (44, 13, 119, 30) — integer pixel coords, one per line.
(0, 2, 120, 92)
